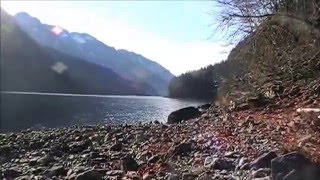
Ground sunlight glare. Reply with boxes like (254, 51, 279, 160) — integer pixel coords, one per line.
(51, 26, 63, 35)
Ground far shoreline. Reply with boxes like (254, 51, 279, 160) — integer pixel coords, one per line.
(0, 91, 162, 98)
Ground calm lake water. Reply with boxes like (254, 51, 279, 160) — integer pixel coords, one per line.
(0, 92, 206, 132)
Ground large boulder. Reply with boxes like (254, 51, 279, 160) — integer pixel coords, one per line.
(121, 155, 139, 172)
(204, 157, 235, 170)
(167, 107, 201, 124)
(251, 151, 278, 170)
(198, 103, 211, 111)
(271, 152, 320, 180)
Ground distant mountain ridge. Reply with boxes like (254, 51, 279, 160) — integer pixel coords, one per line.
(0, 9, 151, 95)
(13, 12, 174, 96)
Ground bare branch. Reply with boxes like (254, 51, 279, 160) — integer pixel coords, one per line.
(211, 0, 319, 42)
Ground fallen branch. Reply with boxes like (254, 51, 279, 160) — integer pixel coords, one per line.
(296, 108, 320, 113)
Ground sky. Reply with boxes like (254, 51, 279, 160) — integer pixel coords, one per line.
(1, 0, 233, 75)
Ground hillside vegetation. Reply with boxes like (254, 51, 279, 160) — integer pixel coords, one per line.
(168, 65, 217, 100)
(222, 19, 319, 109)
(168, 0, 320, 162)
(169, 0, 320, 108)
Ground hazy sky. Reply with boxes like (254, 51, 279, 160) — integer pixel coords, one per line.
(1, 0, 233, 75)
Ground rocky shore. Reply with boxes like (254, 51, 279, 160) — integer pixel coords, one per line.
(1, 104, 320, 180)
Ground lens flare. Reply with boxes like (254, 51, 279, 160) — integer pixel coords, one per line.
(51, 26, 63, 35)
(51, 61, 68, 74)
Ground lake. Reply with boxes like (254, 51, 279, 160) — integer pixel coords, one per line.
(0, 92, 206, 132)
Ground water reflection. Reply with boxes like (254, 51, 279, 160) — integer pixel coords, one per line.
(0, 92, 205, 132)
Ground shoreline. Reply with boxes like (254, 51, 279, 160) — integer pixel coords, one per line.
(1, 106, 319, 179)
(0, 91, 163, 98)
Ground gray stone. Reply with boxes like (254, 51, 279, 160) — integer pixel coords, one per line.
(143, 173, 156, 180)
(252, 176, 271, 180)
(75, 169, 103, 180)
(224, 151, 237, 158)
(204, 156, 218, 168)
(38, 155, 55, 166)
(197, 172, 213, 180)
(182, 173, 198, 180)
(204, 157, 234, 170)
(69, 142, 89, 154)
(105, 170, 123, 176)
(31, 167, 45, 175)
(252, 168, 271, 178)
(166, 174, 179, 180)
(136, 151, 152, 162)
(110, 142, 122, 151)
(148, 155, 161, 164)
(91, 157, 107, 163)
(167, 107, 201, 124)
(29, 141, 43, 150)
(240, 162, 252, 170)
(135, 133, 150, 142)
(237, 157, 248, 170)
(4, 168, 21, 178)
(121, 155, 139, 172)
(282, 169, 299, 180)
(29, 158, 38, 166)
(90, 152, 99, 158)
(48, 165, 65, 177)
(251, 151, 277, 169)
(271, 152, 320, 180)
(153, 120, 160, 124)
(172, 142, 192, 156)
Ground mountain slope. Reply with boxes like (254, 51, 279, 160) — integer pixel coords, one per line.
(117, 49, 174, 95)
(0, 9, 148, 95)
(14, 12, 174, 96)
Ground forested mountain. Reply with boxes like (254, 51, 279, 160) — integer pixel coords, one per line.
(168, 65, 217, 100)
(0, 9, 149, 95)
(168, 0, 319, 104)
(13, 12, 174, 96)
